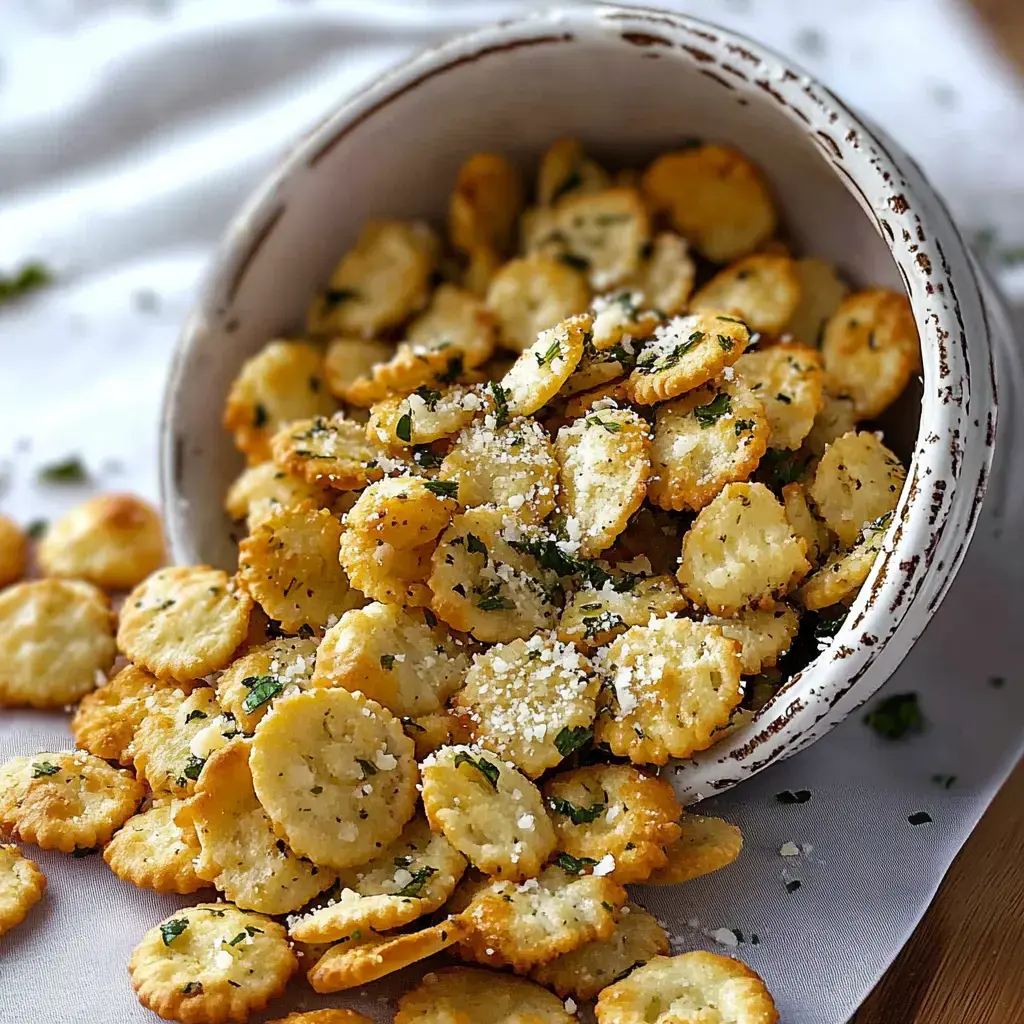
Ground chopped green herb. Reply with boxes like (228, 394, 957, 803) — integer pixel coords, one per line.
(72, 845, 98, 858)
(424, 479, 458, 499)
(776, 392, 792, 405)
(583, 611, 625, 639)
(161, 918, 189, 946)
(380, 654, 396, 670)
(453, 751, 500, 789)
(556, 252, 590, 272)
(323, 287, 360, 309)
(414, 385, 442, 409)
(228, 925, 262, 945)
(477, 594, 513, 611)
(0, 261, 53, 305)
(181, 755, 206, 782)
(393, 865, 438, 898)
(554, 852, 598, 875)
(717, 334, 734, 351)
(759, 449, 807, 488)
(31, 761, 60, 778)
(548, 795, 606, 825)
(508, 536, 637, 592)
(26, 519, 48, 540)
(241, 675, 283, 714)
(694, 393, 732, 428)
(489, 381, 510, 427)
(536, 338, 563, 367)
(395, 413, 413, 444)
(466, 533, 488, 564)
(184, 710, 208, 723)
(437, 355, 464, 385)
(181, 982, 203, 996)
(356, 758, 378, 778)
(734, 419, 754, 436)
(908, 811, 933, 826)
(785, 879, 802, 893)
(252, 403, 268, 428)
(863, 692, 922, 740)
(411, 445, 444, 469)
(38, 456, 88, 484)
(554, 725, 593, 758)
(931, 774, 957, 789)
(716, 315, 745, 324)
(586, 415, 623, 434)
(775, 790, 812, 805)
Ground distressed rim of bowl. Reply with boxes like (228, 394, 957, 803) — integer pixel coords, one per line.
(160, 4, 997, 800)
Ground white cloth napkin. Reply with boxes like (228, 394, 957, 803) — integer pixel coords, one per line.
(1, 3, 1023, 1022)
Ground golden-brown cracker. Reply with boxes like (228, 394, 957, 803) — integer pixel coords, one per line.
(270, 1012, 374, 1024)
(450, 153, 523, 255)
(118, 566, 252, 683)
(677, 482, 810, 614)
(224, 461, 332, 530)
(595, 951, 779, 1024)
(103, 800, 206, 894)
(645, 813, 744, 885)
(781, 482, 832, 565)
(647, 373, 769, 512)
(704, 605, 800, 676)
(593, 616, 743, 765)
(249, 688, 417, 870)
(223, 340, 336, 464)
(624, 312, 750, 406)
(455, 635, 598, 779)
(531, 903, 669, 1001)
(0, 515, 28, 588)
(313, 602, 468, 717)
(554, 407, 651, 559)
(821, 288, 920, 419)
(238, 504, 359, 632)
(497, 313, 589, 416)
(367, 383, 483, 447)
(0, 845, 46, 938)
(734, 344, 825, 450)
(785, 257, 850, 345)
(537, 138, 611, 206)
(323, 337, 395, 404)
(690, 254, 801, 335)
(129, 903, 296, 1024)
(642, 144, 777, 263)
(544, 763, 682, 884)
(0, 579, 115, 708)
(306, 220, 439, 337)
(340, 475, 455, 549)
(795, 515, 888, 611)
(624, 231, 696, 316)
(0, 750, 143, 853)
(420, 743, 555, 879)
(339, 528, 435, 610)
(804, 392, 859, 457)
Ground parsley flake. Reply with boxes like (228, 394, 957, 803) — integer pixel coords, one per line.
(424, 479, 458, 499)
(0, 262, 53, 305)
(554, 852, 598, 875)
(380, 654, 396, 670)
(38, 456, 88, 484)
(863, 692, 922, 740)
(586, 415, 623, 434)
(489, 381, 510, 427)
(394, 865, 437, 898)
(694, 393, 732, 428)
(775, 790, 812, 805)
(161, 918, 189, 946)
(453, 751, 500, 789)
(908, 811, 933, 826)
(356, 758, 378, 778)
(477, 594, 513, 611)
(554, 725, 593, 757)
(31, 761, 60, 778)
(466, 533, 488, 564)
(241, 675, 283, 714)
(395, 413, 413, 444)
(548, 796, 606, 825)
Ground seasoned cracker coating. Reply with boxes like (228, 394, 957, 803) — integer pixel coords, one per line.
(367, 383, 484, 447)
(625, 312, 749, 406)
(0, 579, 115, 708)
(450, 152, 523, 256)
(677, 483, 810, 614)
(290, 814, 466, 941)
(704, 605, 800, 676)
(224, 461, 332, 530)
(118, 566, 252, 683)
(323, 337, 396, 405)
(103, 800, 206, 894)
(184, 738, 331, 914)
(455, 635, 599, 778)
(690, 254, 801, 335)
(808, 431, 905, 548)
(647, 374, 770, 512)
(588, 291, 662, 354)
(0, 514, 28, 587)
(554, 407, 651, 559)
(429, 507, 558, 643)
(642, 144, 776, 263)
(238, 504, 360, 632)
(821, 288, 920, 419)
(781, 482, 832, 566)
(734, 344, 824, 451)
(595, 951, 778, 1024)
(624, 231, 696, 316)
(223, 340, 336, 464)
(37, 493, 165, 590)
(795, 514, 888, 611)
(339, 530, 435, 609)
(313, 602, 468, 718)
(0, 844, 46, 937)
(459, 864, 626, 972)
(396, 966, 577, 1024)
(498, 313, 590, 417)
(593, 617, 743, 765)
(249, 688, 417, 870)
(486, 255, 590, 354)
(0, 750, 143, 853)
(785, 257, 850, 346)
(129, 903, 296, 1024)
(645, 813, 744, 885)
(307, 220, 439, 337)
(341, 475, 456, 550)
(531, 903, 669, 1000)
(543, 764, 682, 884)
(420, 744, 555, 879)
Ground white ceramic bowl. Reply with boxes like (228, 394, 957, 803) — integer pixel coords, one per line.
(161, 5, 1003, 801)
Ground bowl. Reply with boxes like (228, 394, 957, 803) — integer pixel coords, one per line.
(160, 4, 999, 802)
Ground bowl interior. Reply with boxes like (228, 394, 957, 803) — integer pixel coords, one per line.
(165, 18, 912, 569)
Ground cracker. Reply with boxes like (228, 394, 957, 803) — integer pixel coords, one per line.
(0, 844, 46, 938)
(557, 575, 687, 650)
(677, 483, 810, 614)
(624, 231, 696, 316)
(734, 344, 825, 450)
(454, 635, 599, 778)
(183, 738, 330, 914)
(795, 515, 888, 611)
(781, 482, 832, 565)
(103, 800, 206, 894)
(554, 407, 651, 559)
(129, 903, 297, 1024)
(118, 567, 252, 683)
(0, 579, 115, 709)
(0, 514, 29, 587)
(403, 710, 474, 760)
(459, 864, 626, 972)
(339, 529, 435, 610)
(289, 813, 466, 941)
(785, 257, 850, 346)
(307, 220, 439, 337)
(428, 507, 559, 643)
(531, 903, 669, 1000)
(704, 605, 800, 676)
(270, 1013, 374, 1024)
(223, 340, 336, 463)
(821, 288, 920, 419)
(307, 916, 470, 994)
(215, 635, 319, 734)
(0, 750, 143, 853)
(420, 744, 555, 879)
(808, 431, 905, 548)
(249, 688, 418, 870)
(690, 254, 801, 335)
(238, 504, 359, 632)
(312, 602, 469, 718)
(642, 144, 776, 263)
(594, 951, 778, 1024)
(323, 337, 396, 405)
(645, 813, 744, 885)
(647, 374, 770, 512)
(367, 383, 484, 447)
(498, 313, 589, 416)
(537, 138, 611, 206)
(340, 475, 456, 549)
(624, 312, 749, 406)
(593, 617, 743, 765)
(485, 255, 590, 354)
(439, 416, 558, 523)
(804, 392, 859, 457)
(563, 381, 630, 419)
(450, 152, 523, 255)
(271, 414, 397, 490)
(224, 461, 332, 530)
(544, 763, 682, 884)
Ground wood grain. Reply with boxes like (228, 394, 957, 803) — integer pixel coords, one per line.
(855, 756, 1024, 1023)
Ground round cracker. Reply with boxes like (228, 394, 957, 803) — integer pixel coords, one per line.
(324, 337, 396, 405)
(339, 529, 435, 610)
(341, 475, 456, 550)
(450, 152, 523, 255)
(795, 516, 888, 611)
(0, 844, 46, 938)
(645, 813, 744, 885)
(625, 231, 696, 316)
(224, 461, 333, 530)
(784, 257, 850, 346)
(367, 383, 484, 448)
(703, 605, 801, 676)
(690, 254, 801, 335)
(805, 392, 859, 458)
